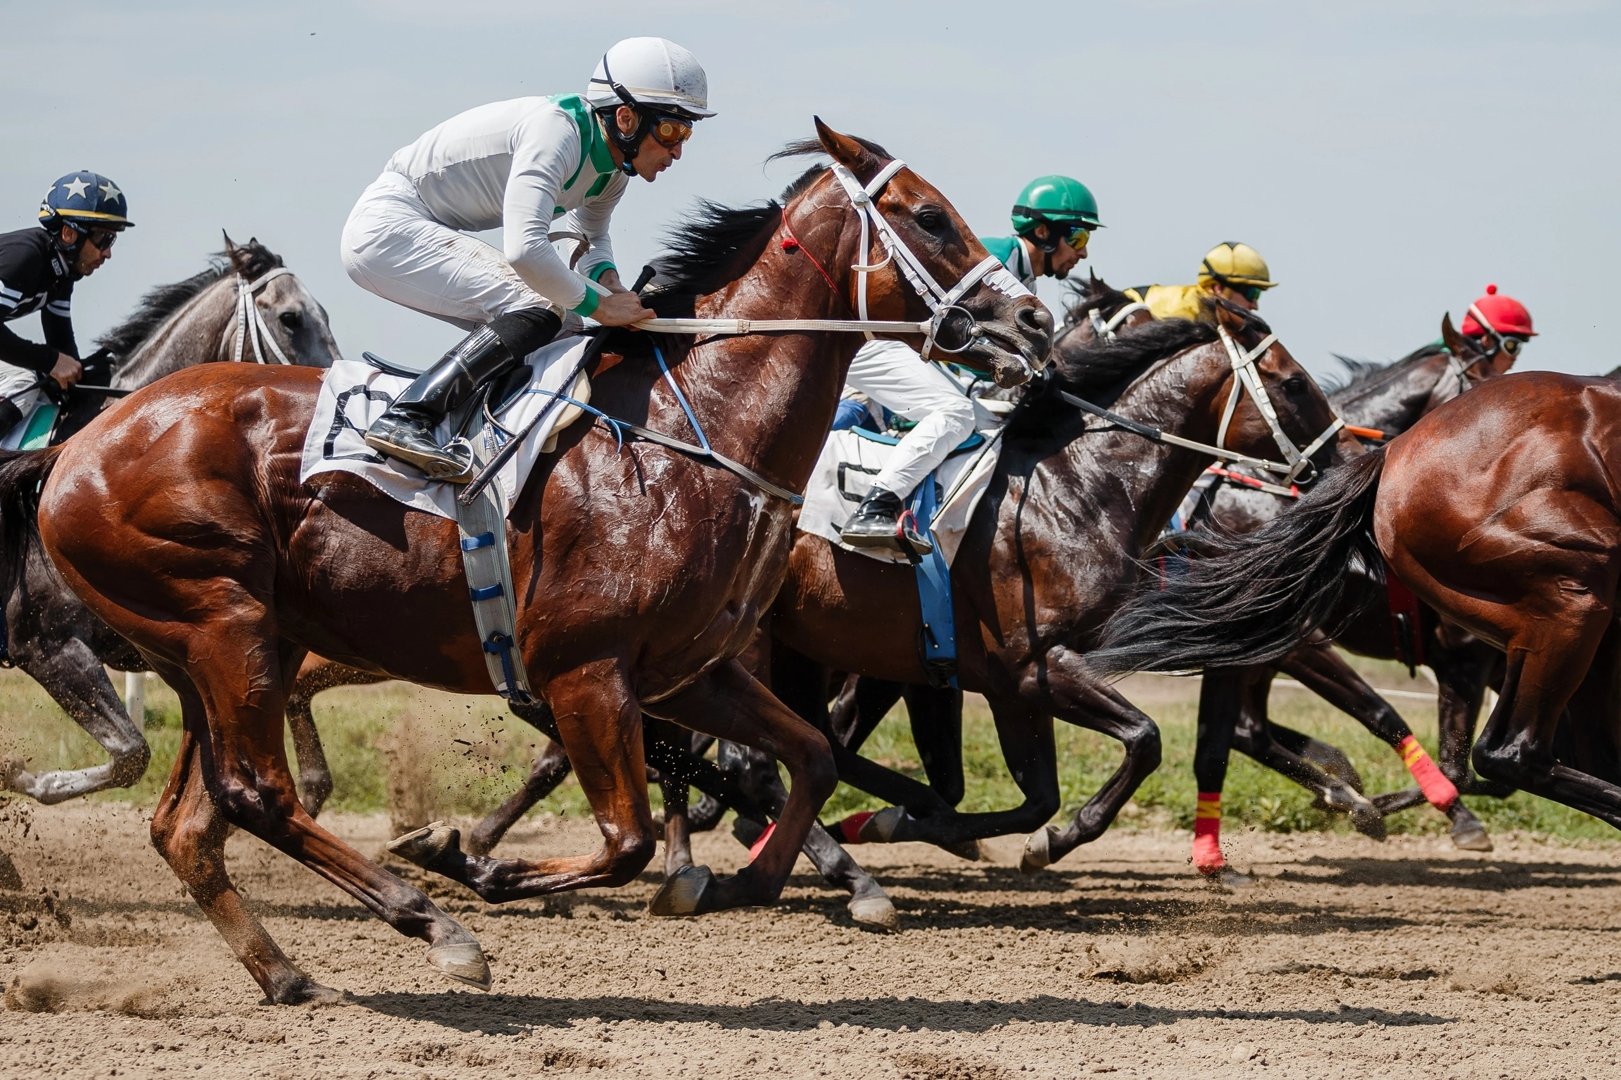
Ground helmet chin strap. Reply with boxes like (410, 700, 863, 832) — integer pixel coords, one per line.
(597, 54, 653, 177)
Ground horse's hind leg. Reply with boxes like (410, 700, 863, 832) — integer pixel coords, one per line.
(283, 657, 391, 817)
(465, 738, 573, 857)
(152, 723, 337, 1005)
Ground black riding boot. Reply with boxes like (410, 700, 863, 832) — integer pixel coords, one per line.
(840, 487, 934, 556)
(364, 308, 559, 483)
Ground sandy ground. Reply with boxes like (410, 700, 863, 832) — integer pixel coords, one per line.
(0, 802, 1618, 1079)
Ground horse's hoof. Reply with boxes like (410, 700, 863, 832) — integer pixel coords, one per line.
(273, 978, 348, 1006)
(1451, 820, 1494, 852)
(387, 820, 460, 868)
(427, 940, 491, 990)
(1349, 804, 1388, 840)
(1019, 827, 1055, 874)
(649, 865, 714, 917)
(939, 837, 986, 863)
(847, 894, 900, 932)
(860, 806, 906, 843)
(1212, 868, 1255, 889)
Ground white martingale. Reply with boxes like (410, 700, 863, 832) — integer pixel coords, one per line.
(230, 267, 295, 365)
(1212, 325, 1344, 484)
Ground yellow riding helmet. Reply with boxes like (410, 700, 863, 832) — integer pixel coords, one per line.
(1197, 242, 1277, 290)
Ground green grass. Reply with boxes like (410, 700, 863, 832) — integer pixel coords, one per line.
(0, 659, 1613, 843)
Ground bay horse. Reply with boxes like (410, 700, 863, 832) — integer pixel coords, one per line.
(757, 298, 1353, 873)
(1178, 316, 1518, 871)
(2, 237, 341, 805)
(12, 122, 1050, 1003)
(1086, 371, 1621, 843)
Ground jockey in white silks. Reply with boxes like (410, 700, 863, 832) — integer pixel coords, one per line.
(340, 36, 714, 482)
(838, 175, 1102, 554)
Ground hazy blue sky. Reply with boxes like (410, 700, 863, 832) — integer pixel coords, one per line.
(4, 1, 1616, 377)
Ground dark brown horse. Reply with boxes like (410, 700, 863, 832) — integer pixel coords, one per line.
(759, 299, 1353, 871)
(1088, 371, 1621, 842)
(10, 123, 1050, 1003)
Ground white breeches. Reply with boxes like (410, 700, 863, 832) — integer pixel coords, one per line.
(843, 339, 977, 500)
(340, 171, 565, 332)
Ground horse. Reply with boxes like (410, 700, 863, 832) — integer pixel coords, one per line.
(1, 237, 341, 805)
(1175, 316, 1518, 871)
(751, 297, 1352, 876)
(8, 122, 1050, 1003)
(1086, 371, 1621, 846)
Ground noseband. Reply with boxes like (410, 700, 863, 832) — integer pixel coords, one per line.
(230, 266, 296, 365)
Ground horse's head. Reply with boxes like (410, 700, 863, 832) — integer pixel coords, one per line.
(1440, 312, 1517, 381)
(1059, 271, 1153, 347)
(1202, 306, 1355, 486)
(795, 119, 1051, 388)
(222, 234, 344, 369)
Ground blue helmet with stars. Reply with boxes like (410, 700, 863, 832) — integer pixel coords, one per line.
(38, 170, 134, 236)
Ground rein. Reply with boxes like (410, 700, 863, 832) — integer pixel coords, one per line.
(230, 266, 295, 365)
(1058, 325, 1344, 486)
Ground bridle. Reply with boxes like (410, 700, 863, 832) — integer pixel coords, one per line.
(229, 266, 296, 365)
(1087, 302, 1151, 342)
(1058, 323, 1344, 492)
(608, 159, 1046, 379)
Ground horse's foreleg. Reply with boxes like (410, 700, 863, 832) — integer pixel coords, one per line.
(283, 658, 389, 817)
(1032, 654, 1162, 869)
(644, 659, 836, 915)
(907, 683, 966, 807)
(392, 658, 659, 903)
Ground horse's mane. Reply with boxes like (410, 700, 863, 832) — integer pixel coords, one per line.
(1011, 305, 1275, 436)
(647, 136, 892, 317)
(96, 240, 284, 358)
(1320, 340, 1453, 397)
(1060, 274, 1137, 330)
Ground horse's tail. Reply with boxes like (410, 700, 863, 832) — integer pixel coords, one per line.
(0, 447, 63, 596)
(1087, 448, 1387, 677)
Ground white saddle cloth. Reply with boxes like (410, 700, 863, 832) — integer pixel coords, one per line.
(798, 422, 1005, 567)
(299, 335, 593, 520)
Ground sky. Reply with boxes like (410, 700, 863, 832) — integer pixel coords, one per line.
(3, 1, 1616, 378)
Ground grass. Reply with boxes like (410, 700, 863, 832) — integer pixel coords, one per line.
(0, 658, 1613, 843)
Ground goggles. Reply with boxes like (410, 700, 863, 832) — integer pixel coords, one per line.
(79, 227, 119, 251)
(647, 112, 694, 149)
(1028, 219, 1091, 254)
(1498, 334, 1526, 356)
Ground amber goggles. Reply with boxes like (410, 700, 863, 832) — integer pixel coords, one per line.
(647, 113, 694, 149)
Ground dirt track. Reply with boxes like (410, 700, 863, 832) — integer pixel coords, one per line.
(1, 802, 1618, 1079)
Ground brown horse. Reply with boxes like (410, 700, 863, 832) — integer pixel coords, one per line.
(1088, 371, 1621, 839)
(11, 123, 1050, 1004)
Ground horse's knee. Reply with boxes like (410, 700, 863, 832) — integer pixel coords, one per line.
(1124, 718, 1162, 774)
(212, 772, 300, 832)
(109, 739, 152, 787)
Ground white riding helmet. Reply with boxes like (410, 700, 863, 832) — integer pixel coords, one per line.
(585, 37, 715, 119)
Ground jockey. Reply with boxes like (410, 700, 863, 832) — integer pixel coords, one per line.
(1124, 241, 1276, 323)
(1458, 283, 1534, 361)
(839, 175, 1100, 554)
(0, 171, 131, 435)
(341, 36, 713, 482)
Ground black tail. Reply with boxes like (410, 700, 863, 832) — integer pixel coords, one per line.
(0, 447, 62, 597)
(1086, 449, 1387, 677)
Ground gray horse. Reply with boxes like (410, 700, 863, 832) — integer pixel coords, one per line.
(3, 235, 342, 803)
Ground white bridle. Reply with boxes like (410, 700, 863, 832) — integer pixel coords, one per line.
(593, 160, 1042, 376)
(1212, 325, 1345, 485)
(229, 266, 296, 365)
(1088, 302, 1152, 342)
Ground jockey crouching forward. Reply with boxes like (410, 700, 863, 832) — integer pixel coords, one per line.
(1457, 282, 1534, 363)
(839, 175, 1101, 555)
(340, 36, 713, 482)
(0, 172, 130, 438)
(1125, 241, 1276, 324)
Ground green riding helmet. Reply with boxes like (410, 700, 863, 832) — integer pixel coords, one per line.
(1010, 174, 1103, 237)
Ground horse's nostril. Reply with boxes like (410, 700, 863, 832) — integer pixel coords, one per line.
(1019, 304, 1054, 335)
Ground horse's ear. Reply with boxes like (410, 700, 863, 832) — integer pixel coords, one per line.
(813, 116, 881, 177)
(223, 231, 250, 275)
(1440, 312, 1469, 356)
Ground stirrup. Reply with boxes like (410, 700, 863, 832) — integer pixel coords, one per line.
(364, 429, 477, 483)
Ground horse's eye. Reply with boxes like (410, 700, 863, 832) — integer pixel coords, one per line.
(915, 208, 949, 233)
(1282, 374, 1308, 395)
(279, 311, 304, 330)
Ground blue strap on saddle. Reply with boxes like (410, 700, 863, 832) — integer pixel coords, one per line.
(909, 474, 958, 689)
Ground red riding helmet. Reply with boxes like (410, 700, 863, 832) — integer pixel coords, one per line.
(1461, 283, 1536, 339)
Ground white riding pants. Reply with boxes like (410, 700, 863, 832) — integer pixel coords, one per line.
(843, 339, 977, 500)
(340, 171, 568, 333)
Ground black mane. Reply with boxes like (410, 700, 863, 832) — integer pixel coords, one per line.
(1060, 273, 1137, 330)
(648, 136, 891, 316)
(1321, 340, 1452, 397)
(95, 240, 283, 359)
